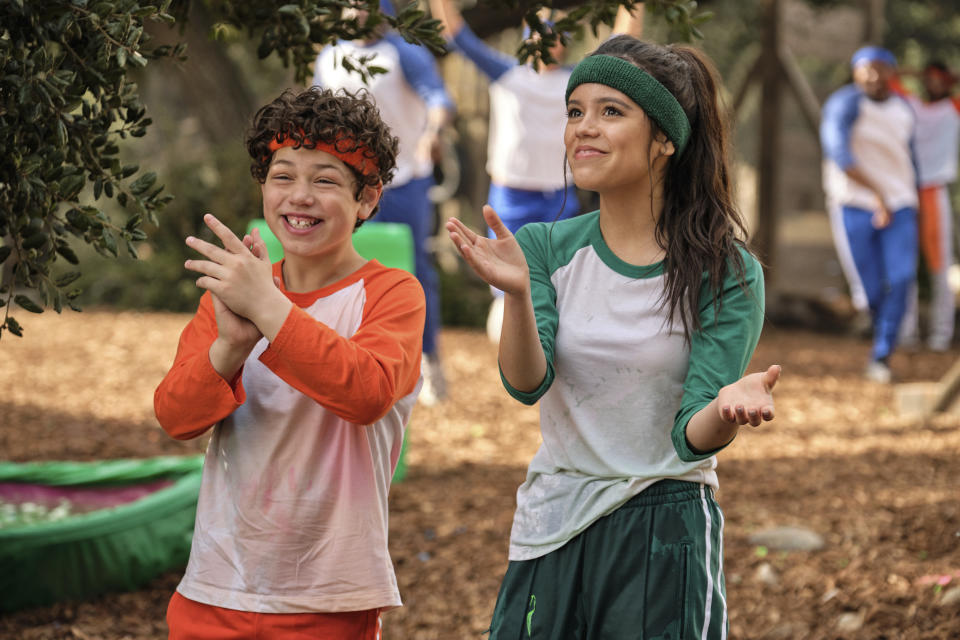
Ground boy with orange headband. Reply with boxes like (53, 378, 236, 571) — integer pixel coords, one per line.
(154, 87, 425, 639)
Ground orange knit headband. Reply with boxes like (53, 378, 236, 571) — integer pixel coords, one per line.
(268, 131, 379, 178)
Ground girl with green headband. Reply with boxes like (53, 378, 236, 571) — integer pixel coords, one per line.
(447, 34, 780, 638)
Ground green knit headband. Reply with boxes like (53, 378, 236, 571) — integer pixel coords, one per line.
(566, 54, 691, 156)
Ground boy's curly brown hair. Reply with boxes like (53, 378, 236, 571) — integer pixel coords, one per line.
(246, 87, 399, 224)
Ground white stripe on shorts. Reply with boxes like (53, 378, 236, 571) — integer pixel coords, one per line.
(699, 485, 727, 640)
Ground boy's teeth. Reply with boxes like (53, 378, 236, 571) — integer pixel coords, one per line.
(287, 216, 318, 229)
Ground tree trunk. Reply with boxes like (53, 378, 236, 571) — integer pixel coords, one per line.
(753, 0, 782, 279)
(141, 2, 261, 145)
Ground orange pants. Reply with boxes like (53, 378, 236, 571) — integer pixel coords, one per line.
(166, 591, 381, 640)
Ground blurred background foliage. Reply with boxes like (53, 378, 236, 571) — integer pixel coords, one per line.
(0, 0, 712, 334)
(5, 0, 959, 329)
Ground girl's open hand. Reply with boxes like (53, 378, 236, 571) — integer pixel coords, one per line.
(717, 364, 781, 426)
(446, 205, 530, 295)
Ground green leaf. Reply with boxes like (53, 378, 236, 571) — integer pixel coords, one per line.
(65, 208, 88, 231)
(124, 214, 142, 231)
(6, 317, 23, 337)
(56, 244, 79, 264)
(59, 173, 85, 198)
(22, 231, 48, 250)
(56, 119, 68, 147)
(55, 271, 82, 287)
(100, 228, 118, 257)
(14, 294, 44, 313)
(128, 171, 157, 195)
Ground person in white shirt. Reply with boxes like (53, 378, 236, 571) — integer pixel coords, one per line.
(313, 0, 455, 404)
(894, 61, 960, 352)
(820, 46, 919, 382)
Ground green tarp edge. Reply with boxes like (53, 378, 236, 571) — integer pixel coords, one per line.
(0, 454, 203, 486)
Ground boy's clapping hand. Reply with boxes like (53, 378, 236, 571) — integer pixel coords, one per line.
(185, 214, 290, 371)
(185, 214, 280, 320)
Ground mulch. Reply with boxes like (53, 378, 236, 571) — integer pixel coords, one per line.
(1, 310, 959, 639)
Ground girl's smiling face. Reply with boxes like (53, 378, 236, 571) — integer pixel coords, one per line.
(261, 145, 378, 262)
(564, 82, 670, 194)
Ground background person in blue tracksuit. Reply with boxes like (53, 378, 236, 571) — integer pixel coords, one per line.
(428, 0, 578, 342)
(820, 46, 919, 383)
(313, 0, 455, 404)
(427, 0, 644, 341)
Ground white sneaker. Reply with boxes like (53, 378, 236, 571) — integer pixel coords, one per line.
(864, 360, 892, 384)
(928, 336, 952, 352)
(418, 353, 447, 406)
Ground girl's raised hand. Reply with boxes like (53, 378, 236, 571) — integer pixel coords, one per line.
(717, 364, 781, 426)
(446, 205, 530, 295)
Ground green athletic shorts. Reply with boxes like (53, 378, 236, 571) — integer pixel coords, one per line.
(487, 480, 727, 639)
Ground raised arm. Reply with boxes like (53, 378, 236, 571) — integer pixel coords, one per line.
(428, 0, 463, 39)
(446, 206, 547, 394)
(612, 2, 644, 38)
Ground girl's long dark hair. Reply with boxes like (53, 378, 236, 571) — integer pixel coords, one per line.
(588, 35, 751, 339)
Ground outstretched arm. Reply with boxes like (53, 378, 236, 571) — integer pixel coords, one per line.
(446, 206, 546, 392)
(684, 364, 780, 453)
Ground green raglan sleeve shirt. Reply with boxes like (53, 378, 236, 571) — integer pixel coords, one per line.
(499, 222, 562, 405)
(491, 212, 766, 561)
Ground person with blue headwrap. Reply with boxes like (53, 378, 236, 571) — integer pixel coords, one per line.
(820, 45, 919, 383)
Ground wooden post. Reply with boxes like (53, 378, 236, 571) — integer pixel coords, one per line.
(863, 0, 886, 44)
(778, 44, 821, 139)
(754, 0, 782, 278)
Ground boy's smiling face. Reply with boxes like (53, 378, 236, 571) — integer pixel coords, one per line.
(261, 145, 379, 264)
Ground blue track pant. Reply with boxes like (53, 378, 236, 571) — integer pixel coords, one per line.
(374, 176, 440, 356)
(842, 205, 918, 361)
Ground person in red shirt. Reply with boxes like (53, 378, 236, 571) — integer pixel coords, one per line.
(154, 87, 424, 639)
(892, 62, 960, 352)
